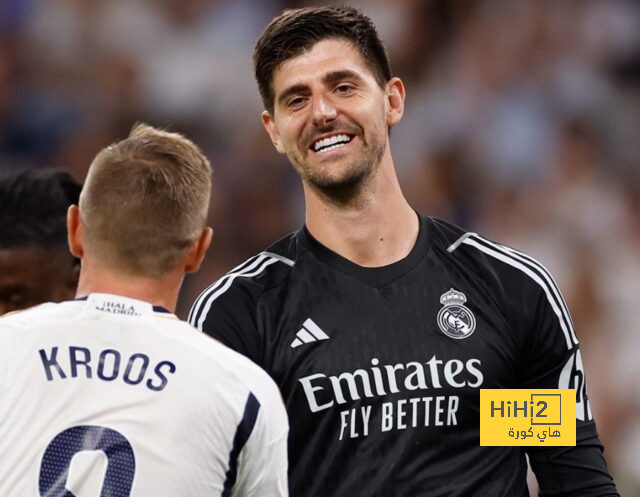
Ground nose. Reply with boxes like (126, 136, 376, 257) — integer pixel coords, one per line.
(311, 94, 337, 127)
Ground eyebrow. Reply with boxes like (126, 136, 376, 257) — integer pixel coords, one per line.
(323, 70, 364, 86)
(277, 83, 309, 107)
(276, 70, 366, 107)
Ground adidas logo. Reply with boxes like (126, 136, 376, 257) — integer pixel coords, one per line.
(290, 318, 330, 348)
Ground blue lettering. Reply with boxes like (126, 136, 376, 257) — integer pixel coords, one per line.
(40, 425, 135, 497)
(38, 347, 67, 381)
(39, 346, 173, 391)
(147, 361, 176, 392)
(98, 349, 121, 381)
(70, 346, 92, 378)
(124, 353, 149, 385)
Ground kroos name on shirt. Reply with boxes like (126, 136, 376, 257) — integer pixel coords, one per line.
(38, 345, 176, 392)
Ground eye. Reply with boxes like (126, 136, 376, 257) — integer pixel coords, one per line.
(335, 83, 355, 95)
(286, 96, 307, 110)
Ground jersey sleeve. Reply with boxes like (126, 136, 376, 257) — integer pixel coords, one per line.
(232, 373, 289, 497)
(515, 272, 619, 496)
(188, 276, 263, 365)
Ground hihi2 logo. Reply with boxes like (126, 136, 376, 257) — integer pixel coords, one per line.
(479, 389, 576, 446)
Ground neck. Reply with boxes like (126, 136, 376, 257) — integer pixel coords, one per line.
(304, 155, 419, 267)
(75, 261, 183, 313)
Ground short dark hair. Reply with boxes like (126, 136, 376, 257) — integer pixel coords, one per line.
(254, 6, 392, 114)
(0, 169, 81, 251)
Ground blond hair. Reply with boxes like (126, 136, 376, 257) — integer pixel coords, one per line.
(80, 123, 212, 277)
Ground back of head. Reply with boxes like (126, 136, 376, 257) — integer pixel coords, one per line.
(0, 169, 81, 252)
(80, 123, 211, 278)
(254, 6, 392, 114)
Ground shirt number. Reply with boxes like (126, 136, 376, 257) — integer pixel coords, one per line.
(39, 425, 135, 497)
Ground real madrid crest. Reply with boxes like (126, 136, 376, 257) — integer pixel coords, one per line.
(437, 288, 476, 339)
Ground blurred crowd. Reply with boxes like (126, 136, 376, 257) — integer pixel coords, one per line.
(0, 0, 638, 493)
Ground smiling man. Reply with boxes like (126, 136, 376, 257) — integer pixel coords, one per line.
(190, 7, 618, 497)
(261, 37, 396, 203)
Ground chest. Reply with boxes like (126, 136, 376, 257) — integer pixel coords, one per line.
(259, 262, 522, 400)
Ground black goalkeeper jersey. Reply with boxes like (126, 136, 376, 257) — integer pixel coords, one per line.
(189, 215, 618, 497)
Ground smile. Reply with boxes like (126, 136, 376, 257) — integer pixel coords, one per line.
(311, 134, 354, 153)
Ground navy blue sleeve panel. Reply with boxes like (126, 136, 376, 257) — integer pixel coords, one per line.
(222, 393, 261, 497)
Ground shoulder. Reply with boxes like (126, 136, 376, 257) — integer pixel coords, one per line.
(225, 346, 285, 412)
(431, 216, 577, 345)
(189, 232, 298, 328)
(430, 216, 553, 294)
(0, 301, 84, 330)
(173, 326, 284, 406)
(428, 216, 469, 246)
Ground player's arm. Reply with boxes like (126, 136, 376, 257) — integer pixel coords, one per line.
(517, 281, 618, 496)
(231, 374, 289, 497)
(528, 428, 619, 497)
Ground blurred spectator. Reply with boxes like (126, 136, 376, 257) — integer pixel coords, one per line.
(0, 169, 81, 314)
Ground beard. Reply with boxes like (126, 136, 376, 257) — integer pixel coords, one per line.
(287, 121, 387, 203)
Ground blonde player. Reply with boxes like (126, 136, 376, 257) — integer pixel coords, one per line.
(0, 124, 288, 497)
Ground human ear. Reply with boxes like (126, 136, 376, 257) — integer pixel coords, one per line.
(184, 227, 213, 273)
(67, 205, 84, 259)
(261, 111, 286, 154)
(385, 77, 405, 128)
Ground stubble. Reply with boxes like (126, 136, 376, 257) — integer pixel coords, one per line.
(288, 120, 387, 204)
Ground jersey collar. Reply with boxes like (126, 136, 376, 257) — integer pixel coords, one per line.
(299, 214, 433, 288)
(74, 294, 174, 315)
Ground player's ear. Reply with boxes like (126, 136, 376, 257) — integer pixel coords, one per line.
(385, 77, 405, 128)
(261, 111, 286, 154)
(184, 227, 213, 274)
(67, 205, 84, 259)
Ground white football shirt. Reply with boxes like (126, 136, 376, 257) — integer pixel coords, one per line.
(0, 293, 288, 497)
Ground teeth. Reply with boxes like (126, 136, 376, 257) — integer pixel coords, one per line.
(320, 143, 345, 153)
(313, 134, 351, 152)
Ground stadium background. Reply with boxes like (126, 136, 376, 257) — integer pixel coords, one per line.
(0, 0, 638, 493)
